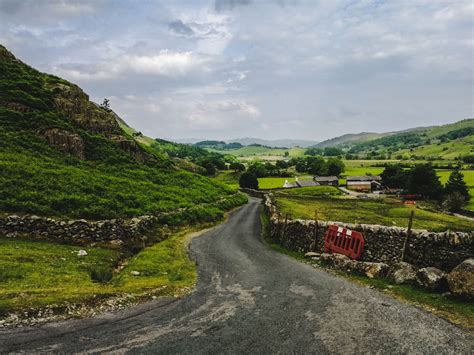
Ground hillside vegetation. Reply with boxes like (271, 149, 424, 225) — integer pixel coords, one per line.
(313, 119, 474, 162)
(0, 45, 245, 221)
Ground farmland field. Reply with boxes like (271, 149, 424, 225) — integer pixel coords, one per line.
(276, 186, 342, 197)
(258, 176, 313, 189)
(275, 196, 474, 232)
(206, 146, 306, 159)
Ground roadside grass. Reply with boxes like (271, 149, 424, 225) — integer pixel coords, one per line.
(0, 238, 121, 315)
(259, 207, 474, 330)
(0, 227, 203, 316)
(275, 196, 474, 232)
(343, 275, 474, 330)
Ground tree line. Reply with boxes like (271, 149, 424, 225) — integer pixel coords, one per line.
(381, 164, 470, 212)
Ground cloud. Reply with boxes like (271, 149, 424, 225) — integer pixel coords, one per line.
(1, 0, 471, 140)
(215, 0, 251, 12)
(54, 50, 208, 80)
(168, 20, 195, 36)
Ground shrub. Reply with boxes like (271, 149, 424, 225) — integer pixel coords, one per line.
(239, 172, 259, 189)
(90, 267, 113, 283)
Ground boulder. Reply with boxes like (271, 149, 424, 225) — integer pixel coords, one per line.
(304, 252, 321, 258)
(77, 250, 88, 257)
(416, 267, 448, 292)
(130, 271, 140, 276)
(447, 258, 474, 299)
(356, 262, 389, 279)
(389, 262, 417, 285)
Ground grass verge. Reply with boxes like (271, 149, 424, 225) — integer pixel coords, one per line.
(259, 207, 474, 331)
(275, 196, 474, 232)
(0, 225, 209, 318)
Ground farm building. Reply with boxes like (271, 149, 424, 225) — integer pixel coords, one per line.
(346, 176, 382, 192)
(283, 177, 319, 188)
(314, 176, 339, 186)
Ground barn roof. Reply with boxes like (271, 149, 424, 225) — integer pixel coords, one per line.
(296, 180, 319, 187)
(314, 176, 338, 182)
(347, 176, 382, 182)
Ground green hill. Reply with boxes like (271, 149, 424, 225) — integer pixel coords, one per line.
(0, 45, 245, 221)
(317, 119, 474, 161)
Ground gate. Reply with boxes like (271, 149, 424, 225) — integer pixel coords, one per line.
(323, 225, 365, 260)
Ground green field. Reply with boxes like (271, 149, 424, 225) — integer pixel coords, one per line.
(0, 228, 199, 315)
(276, 196, 474, 232)
(276, 186, 342, 197)
(206, 146, 306, 159)
(258, 176, 314, 189)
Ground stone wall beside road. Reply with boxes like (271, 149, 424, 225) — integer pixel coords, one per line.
(263, 194, 473, 272)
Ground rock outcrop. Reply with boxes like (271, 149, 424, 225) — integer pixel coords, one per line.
(50, 83, 121, 135)
(415, 267, 448, 292)
(389, 262, 417, 285)
(447, 259, 474, 299)
(42, 128, 85, 159)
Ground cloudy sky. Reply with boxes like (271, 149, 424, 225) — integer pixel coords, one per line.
(1, 0, 472, 141)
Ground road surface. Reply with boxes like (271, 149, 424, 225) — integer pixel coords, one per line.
(0, 198, 472, 354)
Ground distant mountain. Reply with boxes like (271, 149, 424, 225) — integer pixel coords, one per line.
(228, 138, 318, 148)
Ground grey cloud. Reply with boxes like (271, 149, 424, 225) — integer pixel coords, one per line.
(1, 0, 471, 141)
(168, 20, 195, 36)
(215, 0, 251, 12)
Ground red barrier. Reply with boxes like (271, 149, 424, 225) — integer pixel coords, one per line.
(323, 225, 365, 260)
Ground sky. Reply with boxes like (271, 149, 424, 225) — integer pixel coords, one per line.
(0, 0, 473, 141)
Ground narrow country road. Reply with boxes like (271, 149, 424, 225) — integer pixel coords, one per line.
(0, 198, 472, 354)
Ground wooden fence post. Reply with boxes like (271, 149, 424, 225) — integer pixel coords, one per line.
(313, 209, 319, 251)
(400, 210, 414, 262)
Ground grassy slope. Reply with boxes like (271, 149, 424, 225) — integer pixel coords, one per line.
(394, 135, 474, 160)
(276, 196, 474, 232)
(0, 45, 243, 220)
(0, 226, 200, 315)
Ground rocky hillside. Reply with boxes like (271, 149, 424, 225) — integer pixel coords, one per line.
(0, 45, 245, 220)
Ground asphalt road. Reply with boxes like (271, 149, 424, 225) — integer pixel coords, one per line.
(0, 198, 472, 354)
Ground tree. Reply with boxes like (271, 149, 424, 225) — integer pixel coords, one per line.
(323, 147, 343, 156)
(442, 192, 466, 212)
(239, 172, 258, 190)
(306, 156, 327, 175)
(407, 164, 443, 199)
(284, 151, 289, 157)
(444, 167, 469, 201)
(381, 165, 408, 189)
(305, 147, 323, 156)
(247, 162, 268, 177)
(275, 160, 288, 169)
(100, 98, 111, 110)
(201, 160, 216, 176)
(229, 162, 245, 172)
(326, 157, 345, 176)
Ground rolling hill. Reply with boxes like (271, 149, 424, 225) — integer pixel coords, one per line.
(0, 45, 245, 221)
(314, 119, 474, 161)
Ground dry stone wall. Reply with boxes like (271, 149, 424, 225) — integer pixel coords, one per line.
(263, 194, 473, 272)
(0, 214, 161, 247)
